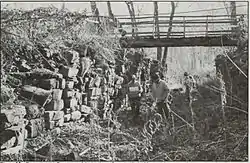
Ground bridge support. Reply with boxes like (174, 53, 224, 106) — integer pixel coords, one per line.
(120, 36, 238, 48)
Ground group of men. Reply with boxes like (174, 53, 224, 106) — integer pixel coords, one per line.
(116, 57, 197, 124)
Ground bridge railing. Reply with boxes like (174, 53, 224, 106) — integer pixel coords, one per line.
(118, 14, 245, 38)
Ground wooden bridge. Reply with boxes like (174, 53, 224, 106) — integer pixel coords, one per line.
(116, 14, 245, 48)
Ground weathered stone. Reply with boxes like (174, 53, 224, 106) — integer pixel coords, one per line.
(80, 105, 93, 114)
(26, 118, 44, 138)
(44, 111, 64, 121)
(59, 66, 79, 78)
(45, 120, 55, 130)
(55, 117, 64, 127)
(64, 98, 77, 108)
(0, 130, 17, 150)
(82, 93, 88, 105)
(88, 87, 102, 97)
(39, 79, 58, 90)
(64, 114, 71, 122)
(50, 127, 61, 136)
(71, 111, 81, 121)
(75, 91, 82, 104)
(44, 99, 64, 111)
(88, 100, 98, 109)
(63, 89, 75, 99)
(20, 85, 52, 105)
(64, 108, 71, 114)
(66, 81, 74, 89)
(0, 105, 26, 130)
(52, 89, 63, 100)
(58, 78, 66, 89)
(63, 50, 79, 64)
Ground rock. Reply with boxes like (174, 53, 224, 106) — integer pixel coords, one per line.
(50, 127, 61, 136)
(63, 50, 79, 64)
(55, 117, 64, 127)
(80, 105, 93, 114)
(26, 118, 44, 138)
(63, 89, 75, 99)
(88, 87, 102, 97)
(59, 66, 79, 78)
(81, 93, 88, 105)
(64, 108, 71, 114)
(75, 91, 82, 105)
(0, 130, 18, 150)
(66, 81, 74, 89)
(20, 85, 52, 105)
(39, 79, 58, 90)
(71, 111, 81, 121)
(64, 114, 71, 122)
(64, 98, 77, 108)
(45, 120, 55, 130)
(88, 100, 98, 109)
(0, 105, 26, 130)
(52, 89, 63, 100)
(44, 111, 64, 121)
(45, 99, 64, 111)
(58, 78, 66, 89)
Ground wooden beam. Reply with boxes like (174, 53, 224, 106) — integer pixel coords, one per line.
(120, 36, 238, 48)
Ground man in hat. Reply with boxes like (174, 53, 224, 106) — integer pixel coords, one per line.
(127, 75, 142, 122)
(151, 73, 170, 119)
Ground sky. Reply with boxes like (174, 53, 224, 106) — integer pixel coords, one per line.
(2, 1, 248, 16)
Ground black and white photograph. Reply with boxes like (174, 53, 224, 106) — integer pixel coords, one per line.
(0, 1, 248, 161)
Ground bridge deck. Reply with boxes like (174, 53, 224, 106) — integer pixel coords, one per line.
(117, 14, 245, 47)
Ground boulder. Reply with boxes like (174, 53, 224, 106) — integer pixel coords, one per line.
(66, 81, 74, 89)
(71, 111, 81, 121)
(80, 105, 93, 114)
(25, 104, 43, 119)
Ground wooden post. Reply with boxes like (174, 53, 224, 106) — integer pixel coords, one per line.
(206, 16, 209, 37)
(230, 1, 237, 36)
(183, 16, 186, 38)
(154, 1, 162, 61)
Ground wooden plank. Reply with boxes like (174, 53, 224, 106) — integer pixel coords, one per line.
(120, 20, 235, 25)
(116, 14, 246, 19)
(126, 30, 233, 35)
(120, 36, 237, 48)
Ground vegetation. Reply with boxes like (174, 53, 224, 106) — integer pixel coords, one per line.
(1, 4, 248, 161)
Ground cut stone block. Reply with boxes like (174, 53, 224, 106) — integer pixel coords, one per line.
(64, 108, 71, 114)
(55, 118, 64, 127)
(64, 114, 71, 122)
(59, 66, 79, 78)
(20, 85, 52, 106)
(0, 130, 17, 150)
(45, 120, 55, 130)
(52, 89, 63, 100)
(58, 78, 66, 89)
(39, 79, 58, 90)
(88, 87, 102, 97)
(66, 81, 74, 89)
(44, 111, 64, 121)
(64, 98, 77, 108)
(80, 105, 93, 114)
(63, 89, 75, 99)
(44, 99, 64, 111)
(0, 105, 26, 130)
(75, 91, 82, 104)
(26, 118, 44, 138)
(63, 50, 79, 64)
(71, 111, 81, 121)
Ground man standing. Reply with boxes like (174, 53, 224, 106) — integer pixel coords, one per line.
(151, 73, 170, 119)
(127, 75, 142, 122)
(183, 72, 196, 102)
